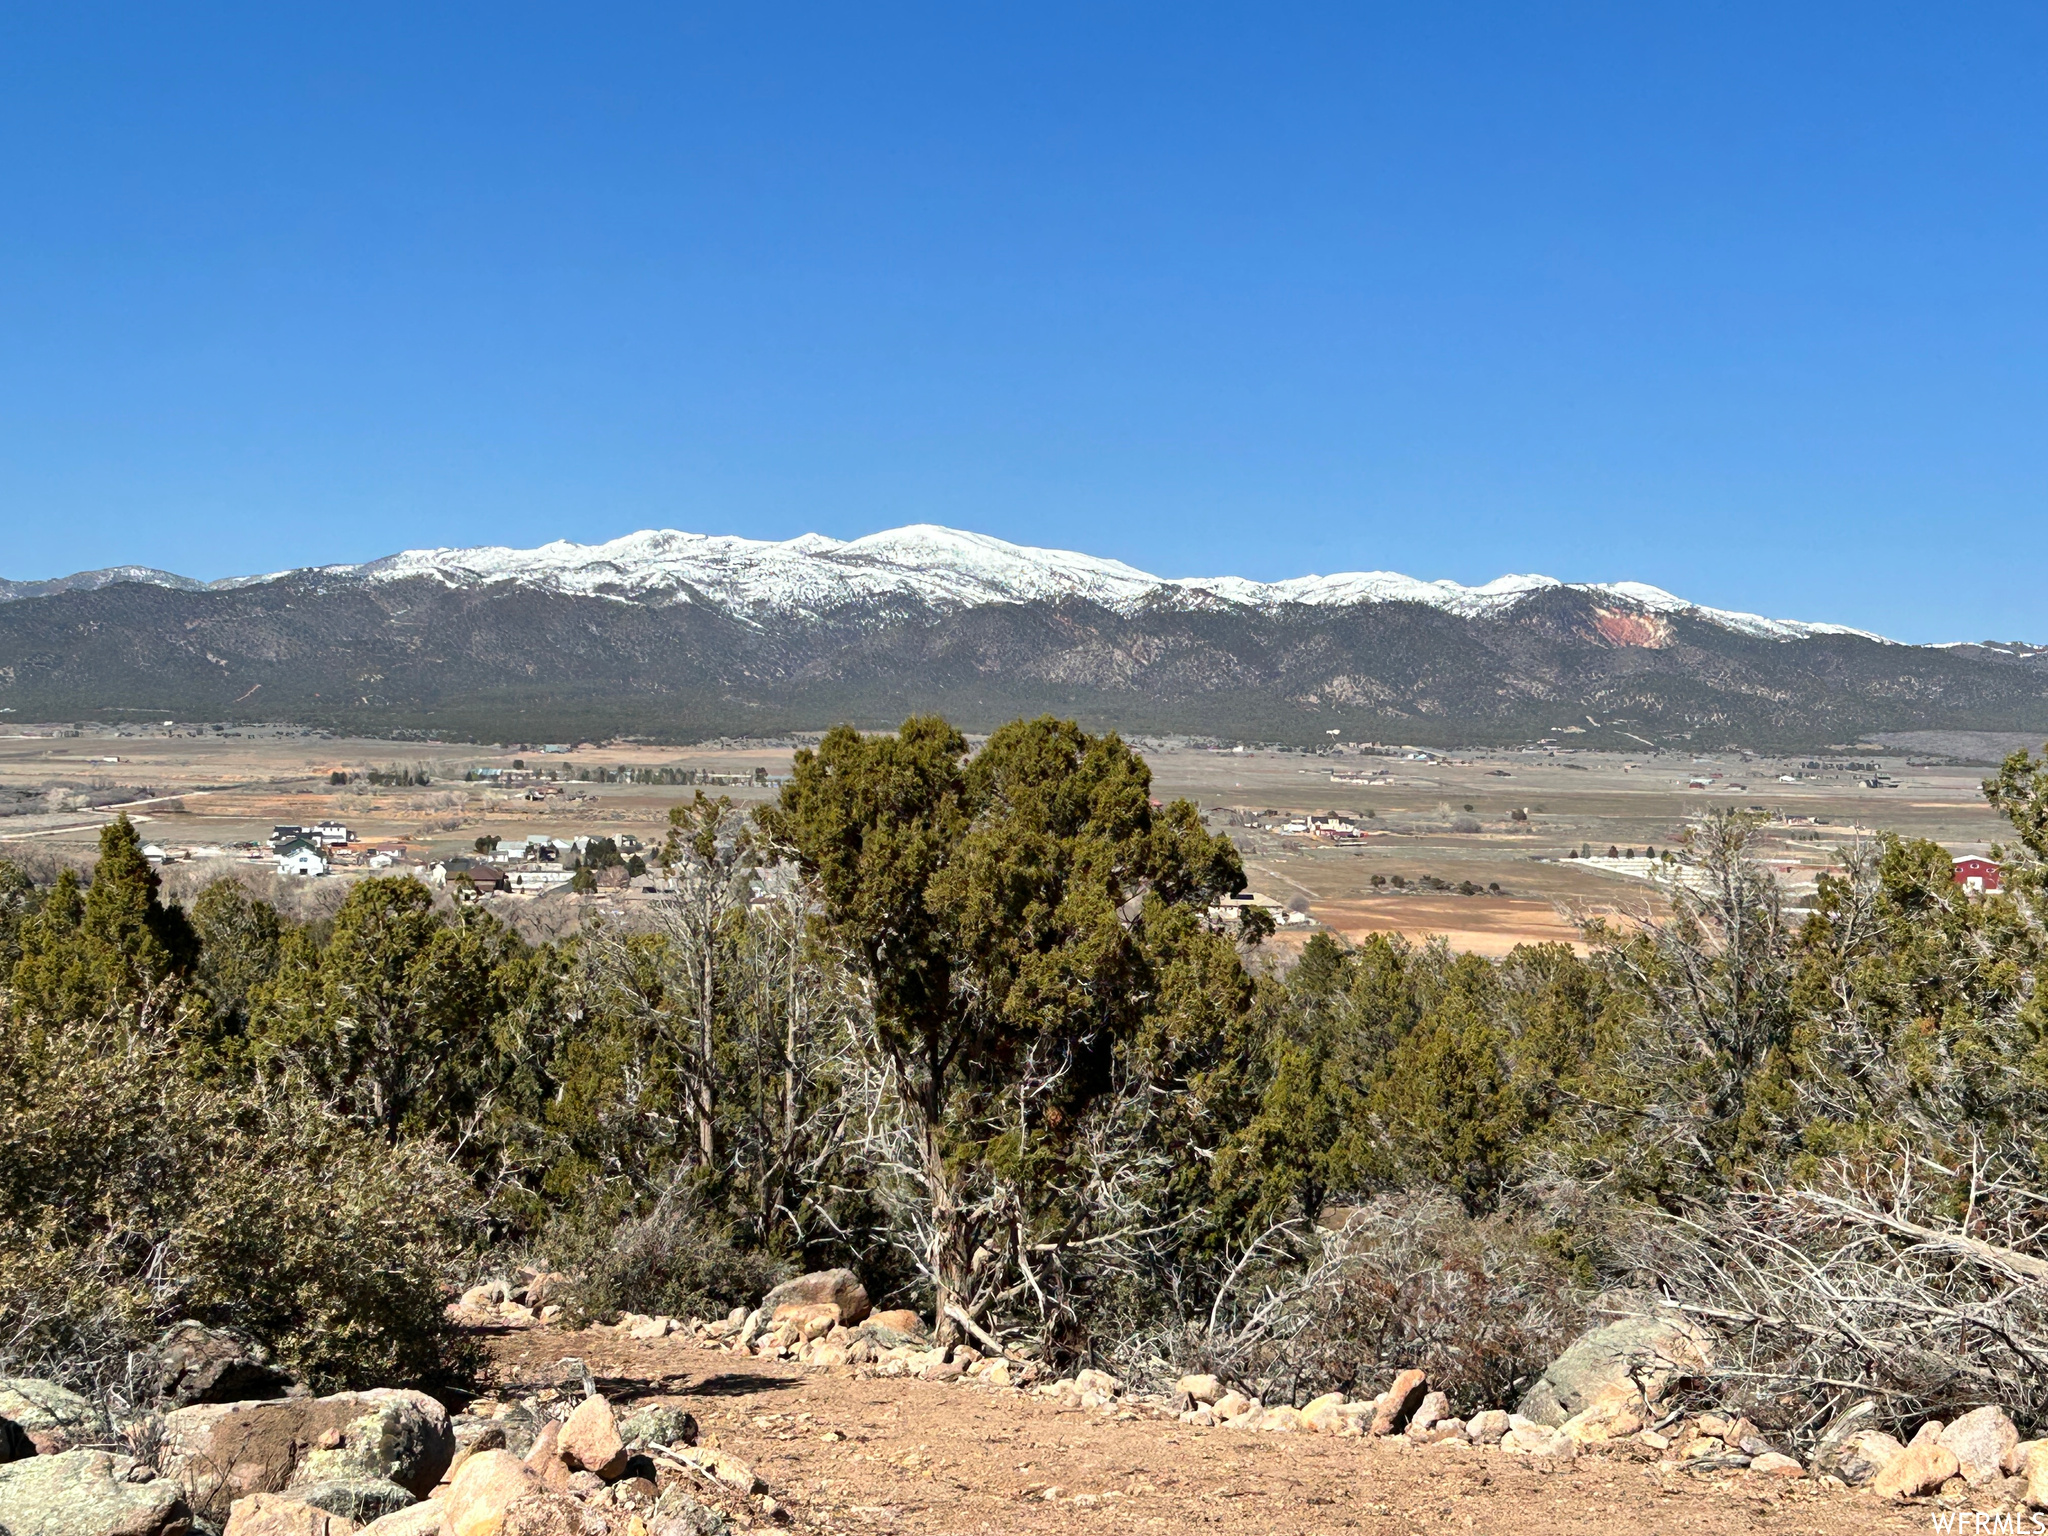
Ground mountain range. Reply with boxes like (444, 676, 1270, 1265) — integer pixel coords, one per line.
(1, 525, 2042, 749)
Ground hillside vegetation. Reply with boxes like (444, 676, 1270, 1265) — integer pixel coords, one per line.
(2, 576, 2047, 747)
(3, 714, 2046, 1455)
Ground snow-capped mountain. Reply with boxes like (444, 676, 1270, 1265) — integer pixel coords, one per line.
(2, 524, 2040, 748)
(246, 523, 1878, 642)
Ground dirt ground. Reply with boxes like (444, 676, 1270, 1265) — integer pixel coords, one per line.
(482, 1324, 1933, 1536)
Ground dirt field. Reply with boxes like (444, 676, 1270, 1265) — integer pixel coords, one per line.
(481, 1323, 1931, 1536)
(0, 723, 2023, 956)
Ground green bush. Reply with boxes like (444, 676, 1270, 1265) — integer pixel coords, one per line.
(535, 1185, 788, 1326)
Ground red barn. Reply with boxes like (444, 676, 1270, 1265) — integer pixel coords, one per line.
(1953, 856, 2002, 893)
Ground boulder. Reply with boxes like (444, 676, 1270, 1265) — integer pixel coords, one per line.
(1501, 1425, 1575, 1458)
(1871, 1440, 1961, 1499)
(1515, 1305, 1713, 1427)
(1174, 1375, 1222, 1408)
(2009, 1439, 2042, 1477)
(650, 1482, 737, 1535)
(1212, 1392, 1251, 1421)
(1371, 1370, 1427, 1436)
(1253, 1406, 1304, 1433)
(617, 1406, 697, 1450)
(1749, 1452, 1803, 1477)
(2027, 1443, 2048, 1512)
(357, 1506, 450, 1536)
(866, 1310, 926, 1337)
(293, 1478, 418, 1524)
(759, 1269, 870, 1327)
(446, 1449, 542, 1536)
(224, 1491, 358, 1535)
(1559, 1383, 1648, 1445)
(1465, 1409, 1511, 1445)
(0, 1377, 108, 1454)
(627, 1317, 672, 1341)
(1808, 1400, 1879, 1479)
(772, 1304, 840, 1342)
(1831, 1430, 1905, 1487)
(500, 1490, 611, 1535)
(163, 1389, 455, 1508)
(153, 1321, 294, 1408)
(0, 1447, 193, 1536)
(1073, 1369, 1123, 1397)
(556, 1398, 626, 1481)
(1408, 1391, 1449, 1437)
(1940, 1406, 2019, 1487)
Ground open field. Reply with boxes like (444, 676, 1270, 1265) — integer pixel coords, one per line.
(0, 723, 2019, 952)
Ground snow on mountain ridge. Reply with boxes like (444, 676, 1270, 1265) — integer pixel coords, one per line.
(2, 525, 1884, 640)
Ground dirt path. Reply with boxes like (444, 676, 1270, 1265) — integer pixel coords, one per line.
(484, 1325, 1932, 1536)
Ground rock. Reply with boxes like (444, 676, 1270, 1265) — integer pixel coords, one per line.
(1174, 1375, 1222, 1407)
(1515, 1305, 1713, 1427)
(518, 1273, 571, 1309)
(2027, 1443, 2048, 1512)
(867, 1310, 926, 1337)
(1466, 1409, 1511, 1445)
(627, 1317, 671, 1341)
(664, 1447, 763, 1495)
(446, 1449, 542, 1536)
(2007, 1440, 2041, 1477)
(224, 1491, 358, 1535)
(154, 1322, 295, 1409)
(1559, 1382, 1647, 1445)
(1808, 1400, 1878, 1478)
(770, 1304, 840, 1341)
(293, 1478, 418, 1524)
(162, 1389, 455, 1507)
(1749, 1452, 1803, 1477)
(1501, 1425, 1575, 1458)
(0, 1447, 193, 1536)
(617, 1407, 697, 1450)
(1940, 1406, 2020, 1487)
(556, 1398, 626, 1481)
(650, 1482, 737, 1535)
(1408, 1391, 1449, 1436)
(1252, 1406, 1304, 1432)
(356, 1506, 449, 1536)
(1073, 1369, 1123, 1396)
(1832, 1430, 1906, 1487)
(1910, 1419, 1945, 1448)
(759, 1269, 870, 1327)
(1871, 1440, 1961, 1500)
(1372, 1370, 1427, 1436)
(1299, 1395, 1348, 1435)
(0, 1377, 108, 1454)
(500, 1491, 611, 1535)
(1212, 1392, 1251, 1421)
(1414, 1419, 1465, 1444)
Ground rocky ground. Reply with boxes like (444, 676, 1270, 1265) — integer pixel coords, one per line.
(481, 1321, 1941, 1536)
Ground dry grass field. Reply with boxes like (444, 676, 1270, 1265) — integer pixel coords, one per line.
(0, 723, 2019, 955)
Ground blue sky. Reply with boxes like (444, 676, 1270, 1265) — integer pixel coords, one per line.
(1, 5, 2043, 642)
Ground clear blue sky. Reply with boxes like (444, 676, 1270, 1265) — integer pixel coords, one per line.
(1, 5, 2043, 642)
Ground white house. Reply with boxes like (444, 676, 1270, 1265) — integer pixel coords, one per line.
(311, 821, 353, 847)
(275, 839, 330, 878)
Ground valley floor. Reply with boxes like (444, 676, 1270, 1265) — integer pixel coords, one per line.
(483, 1324, 1932, 1536)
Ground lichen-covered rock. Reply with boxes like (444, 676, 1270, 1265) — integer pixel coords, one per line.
(617, 1406, 696, 1449)
(0, 1447, 193, 1536)
(162, 1389, 454, 1507)
(0, 1377, 108, 1454)
(1515, 1304, 1712, 1427)
(759, 1269, 870, 1326)
(153, 1321, 293, 1408)
(1940, 1406, 2020, 1487)
(292, 1477, 418, 1523)
(223, 1490, 355, 1536)
(650, 1482, 736, 1535)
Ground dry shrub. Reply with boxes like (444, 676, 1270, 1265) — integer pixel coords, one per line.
(533, 1183, 789, 1326)
(1134, 1193, 1582, 1412)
